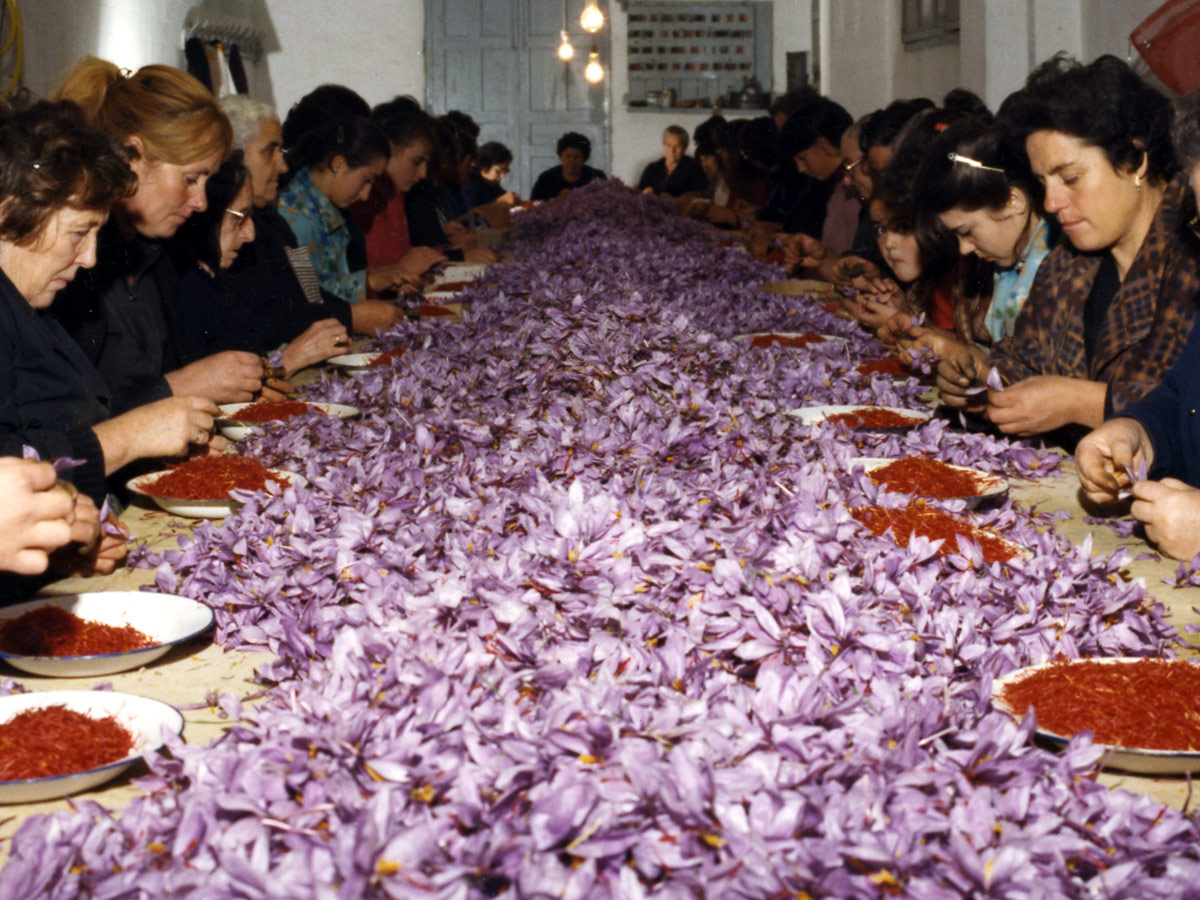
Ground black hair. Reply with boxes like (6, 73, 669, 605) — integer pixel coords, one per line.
(1172, 89, 1200, 172)
(695, 139, 717, 159)
(556, 131, 592, 160)
(0, 98, 135, 246)
(942, 88, 990, 119)
(999, 53, 1175, 183)
(373, 100, 436, 152)
(281, 84, 371, 152)
(913, 115, 1040, 218)
(172, 151, 249, 271)
(779, 96, 852, 157)
(874, 108, 961, 277)
(859, 98, 934, 153)
(477, 141, 513, 171)
(286, 116, 390, 178)
(443, 110, 481, 141)
(372, 95, 421, 121)
(769, 86, 819, 121)
(738, 116, 780, 171)
(694, 114, 725, 147)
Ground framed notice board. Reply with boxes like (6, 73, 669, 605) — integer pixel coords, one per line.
(626, 2, 772, 109)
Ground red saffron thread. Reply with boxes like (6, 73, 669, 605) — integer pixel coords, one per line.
(750, 332, 827, 349)
(1001, 659, 1200, 750)
(428, 281, 474, 293)
(856, 358, 909, 379)
(825, 408, 926, 429)
(143, 456, 287, 500)
(0, 606, 154, 657)
(0, 706, 134, 781)
(232, 400, 314, 423)
(868, 457, 985, 499)
(417, 304, 456, 318)
(368, 346, 408, 366)
(850, 501, 1017, 563)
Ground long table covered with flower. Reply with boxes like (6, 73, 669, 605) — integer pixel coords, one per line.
(3, 182, 1200, 897)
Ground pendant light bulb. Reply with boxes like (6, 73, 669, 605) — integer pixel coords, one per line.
(557, 30, 575, 61)
(585, 47, 604, 84)
(580, 1, 604, 33)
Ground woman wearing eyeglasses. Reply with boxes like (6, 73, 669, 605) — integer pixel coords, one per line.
(165, 155, 351, 376)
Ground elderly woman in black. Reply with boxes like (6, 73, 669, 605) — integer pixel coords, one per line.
(0, 101, 218, 506)
(530, 132, 606, 201)
(166, 154, 351, 375)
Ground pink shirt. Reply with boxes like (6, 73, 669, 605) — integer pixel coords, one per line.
(820, 182, 862, 258)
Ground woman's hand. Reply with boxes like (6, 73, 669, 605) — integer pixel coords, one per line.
(463, 246, 498, 264)
(279, 319, 352, 375)
(893, 324, 962, 365)
(350, 299, 404, 335)
(0, 458, 75, 575)
(832, 255, 883, 289)
(50, 493, 129, 577)
(781, 233, 826, 272)
(165, 350, 264, 403)
(843, 289, 901, 333)
(1131, 478, 1200, 560)
(936, 347, 991, 409)
(93, 396, 220, 474)
(1075, 417, 1153, 504)
(986, 376, 1106, 436)
(399, 246, 447, 277)
(444, 220, 475, 248)
(367, 263, 421, 294)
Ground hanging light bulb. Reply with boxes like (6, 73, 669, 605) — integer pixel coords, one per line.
(580, 0, 604, 33)
(557, 30, 575, 61)
(585, 46, 604, 84)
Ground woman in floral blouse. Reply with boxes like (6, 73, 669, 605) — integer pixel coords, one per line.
(277, 116, 411, 305)
(937, 55, 1200, 442)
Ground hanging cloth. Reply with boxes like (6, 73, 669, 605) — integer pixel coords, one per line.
(226, 44, 250, 94)
(184, 37, 213, 91)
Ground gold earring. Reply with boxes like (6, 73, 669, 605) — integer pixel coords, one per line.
(1134, 173, 1143, 190)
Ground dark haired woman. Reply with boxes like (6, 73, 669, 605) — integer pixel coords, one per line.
(638, 125, 706, 197)
(530, 132, 606, 201)
(167, 155, 351, 375)
(278, 115, 411, 306)
(463, 141, 518, 209)
(939, 54, 1200, 439)
(403, 116, 498, 263)
(1074, 89, 1200, 559)
(0, 100, 218, 506)
(895, 115, 1056, 367)
(351, 100, 447, 280)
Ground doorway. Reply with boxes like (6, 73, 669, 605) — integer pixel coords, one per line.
(425, 0, 612, 198)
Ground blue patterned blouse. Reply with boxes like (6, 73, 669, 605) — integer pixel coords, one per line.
(984, 217, 1054, 342)
(277, 167, 366, 304)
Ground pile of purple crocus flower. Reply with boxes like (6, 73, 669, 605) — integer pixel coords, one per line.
(3, 182, 1198, 899)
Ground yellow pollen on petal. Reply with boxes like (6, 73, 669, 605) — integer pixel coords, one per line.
(376, 860, 401, 876)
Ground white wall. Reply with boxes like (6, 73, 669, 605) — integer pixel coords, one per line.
(264, 0, 425, 116)
(16, 0, 1183, 187)
(22, 0, 198, 95)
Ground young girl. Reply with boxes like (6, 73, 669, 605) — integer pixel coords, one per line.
(894, 116, 1056, 366)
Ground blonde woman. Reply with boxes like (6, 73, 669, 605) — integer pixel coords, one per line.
(52, 57, 271, 413)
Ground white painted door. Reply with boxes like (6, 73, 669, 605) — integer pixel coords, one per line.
(426, 0, 613, 198)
